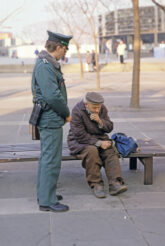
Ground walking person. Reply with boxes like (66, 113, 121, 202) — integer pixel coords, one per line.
(117, 40, 126, 64)
(31, 30, 72, 212)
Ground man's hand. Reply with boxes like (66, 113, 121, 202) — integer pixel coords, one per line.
(100, 141, 111, 150)
(65, 115, 72, 123)
(90, 113, 102, 125)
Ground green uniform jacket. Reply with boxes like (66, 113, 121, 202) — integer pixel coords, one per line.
(32, 56, 70, 128)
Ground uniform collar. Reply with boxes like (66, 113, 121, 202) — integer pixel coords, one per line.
(38, 50, 60, 69)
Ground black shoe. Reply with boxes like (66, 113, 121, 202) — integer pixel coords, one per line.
(39, 202, 69, 212)
(37, 194, 63, 204)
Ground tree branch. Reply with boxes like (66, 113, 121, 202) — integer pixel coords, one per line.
(152, 0, 165, 12)
(0, 7, 23, 26)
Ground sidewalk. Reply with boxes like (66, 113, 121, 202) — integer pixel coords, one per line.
(0, 71, 165, 246)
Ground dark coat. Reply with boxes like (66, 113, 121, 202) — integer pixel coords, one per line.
(67, 100, 113, 154)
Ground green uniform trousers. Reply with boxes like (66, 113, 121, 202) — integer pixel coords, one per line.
(37, 127, 63, 206)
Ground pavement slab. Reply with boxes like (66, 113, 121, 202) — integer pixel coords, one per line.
(0, 213, 50, 246)
(0, 71, 165, 246)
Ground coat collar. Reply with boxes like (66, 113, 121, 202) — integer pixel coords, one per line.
(38, 50, 60, 69)
(79, 100, 86, 111)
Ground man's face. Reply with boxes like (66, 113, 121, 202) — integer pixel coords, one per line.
(54, 45, 68, 60)
(85, 102, 102, 114)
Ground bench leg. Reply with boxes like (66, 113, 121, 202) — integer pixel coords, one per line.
(129, 157, 137, 170)
(139, 157, 153, 185)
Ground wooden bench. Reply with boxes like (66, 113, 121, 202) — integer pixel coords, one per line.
(0, 139, 165, 185)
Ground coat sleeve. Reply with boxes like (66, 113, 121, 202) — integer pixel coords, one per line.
(70, 107, 98, 145)
(99, 105, 113, 133)
(35, 63, 70, 118)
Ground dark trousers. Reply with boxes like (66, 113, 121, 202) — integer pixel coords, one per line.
(77, 145, 123, 187)
(120, 55, 124, 63)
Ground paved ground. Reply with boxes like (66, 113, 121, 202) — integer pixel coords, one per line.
(1, 56, 165, 65)
(0, 70, 165, 246)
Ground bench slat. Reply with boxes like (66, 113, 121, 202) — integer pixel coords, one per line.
(0, 139, 164, 185)
(0, 143, 40, 152)
(0, 139, 164, 163)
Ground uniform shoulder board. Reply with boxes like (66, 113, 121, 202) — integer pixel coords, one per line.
(42, 58, 49, 64)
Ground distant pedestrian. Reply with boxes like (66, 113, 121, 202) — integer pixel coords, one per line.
(11, 50, 18, 59)
(60, 55, 68, 65)
(85, 51, 92, 72)
(34, 49, 39, 57)
(117, 40, 126, 64)
(91, 50, 96, 71)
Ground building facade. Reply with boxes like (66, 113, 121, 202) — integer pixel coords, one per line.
(98, 5, 165, 55)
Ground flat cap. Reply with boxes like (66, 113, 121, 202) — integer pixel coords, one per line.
(85, 92, 104, 104)
(47, 31, 72, 47)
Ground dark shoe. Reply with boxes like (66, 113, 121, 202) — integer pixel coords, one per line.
(39, 202, 69, 212)
(109, 182, 128, 196)
(93, 184, 106, 198)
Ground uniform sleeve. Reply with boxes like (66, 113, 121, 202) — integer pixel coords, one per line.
(70, 107, 98, 145)
(35, 63, 70, 118)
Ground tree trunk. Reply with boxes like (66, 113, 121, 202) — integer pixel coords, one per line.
(75, 43, 84, 79)
(94, 34, 100, 90)
(130, 0, 141, 108)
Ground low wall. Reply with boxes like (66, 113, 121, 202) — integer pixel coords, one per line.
(0, 64, 34, 73)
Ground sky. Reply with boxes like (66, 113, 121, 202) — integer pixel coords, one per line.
(0, 0, 164, 42)
(0, 0, 51, 34)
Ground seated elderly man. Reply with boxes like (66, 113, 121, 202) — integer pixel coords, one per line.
(67, 92, 127, 198)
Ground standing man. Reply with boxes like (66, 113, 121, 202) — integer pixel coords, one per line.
(91, 50, 96, 71)
(31, 31, 72, 212)
(85, 51, 92, 72)
(67, 92, 127, 198)
(117, 40, 126, 64)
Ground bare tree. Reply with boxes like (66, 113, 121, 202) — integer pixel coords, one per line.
(98, 0, 141, 107)
(152, 0, 165, 12)
(47, 0, 85, 78)
(0, 7, 23, 28)
(130, 0, 141, 108)
(99, 0, 131, 11)
(76, 0, 101, 90)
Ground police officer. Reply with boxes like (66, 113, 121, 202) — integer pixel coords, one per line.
(31, 31, 72, 212)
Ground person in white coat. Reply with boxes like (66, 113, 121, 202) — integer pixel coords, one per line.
(117, 40, 126, 64)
